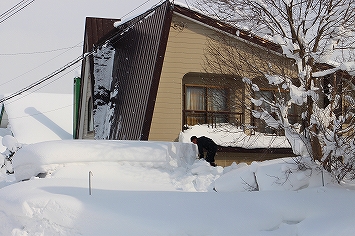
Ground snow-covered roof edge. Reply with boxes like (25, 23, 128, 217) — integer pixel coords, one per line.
(171, 3, 283, 54)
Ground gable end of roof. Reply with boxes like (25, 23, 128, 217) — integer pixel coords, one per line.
(172, 4, 282, 53)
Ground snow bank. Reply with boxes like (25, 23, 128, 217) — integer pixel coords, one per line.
(12, 140, 197, 181)
(214, 157, 332, 192)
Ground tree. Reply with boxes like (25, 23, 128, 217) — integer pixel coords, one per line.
(196, 0, 355, 181)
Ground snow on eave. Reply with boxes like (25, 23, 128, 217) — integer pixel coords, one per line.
(105, 1, 168, 48)
(313, 62, 355, 78)
(173, 1, 203, 15)
(312, 68, 337, 78)
(114, 0, 167, 28)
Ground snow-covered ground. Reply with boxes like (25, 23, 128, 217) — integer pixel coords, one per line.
(0, 138, 354, 236)
(0, 93, 354, 235)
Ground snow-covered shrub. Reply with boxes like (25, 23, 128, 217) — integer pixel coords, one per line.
(1, 135, 22, 174)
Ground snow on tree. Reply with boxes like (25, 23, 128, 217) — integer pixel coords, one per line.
(1, 135, 22, 174)
(196, 0, 355, 181)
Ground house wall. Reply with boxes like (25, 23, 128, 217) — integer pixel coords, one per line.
(78, 58, 94, 139)
(149, 14, 206, 141)
(149, 13, 294, 141)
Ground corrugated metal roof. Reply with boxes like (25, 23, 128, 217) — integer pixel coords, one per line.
(91, 0, 173, 140)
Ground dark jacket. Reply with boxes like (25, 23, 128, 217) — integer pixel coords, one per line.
(197, 136, 217, 159)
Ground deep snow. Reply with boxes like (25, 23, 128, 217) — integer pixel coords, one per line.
(0, 139, 354, 236)
(0, 92, 354, 235)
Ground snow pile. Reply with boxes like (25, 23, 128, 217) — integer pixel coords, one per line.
(12, 140, 198, 181)
(180, 124, 291, 148)
(0, 139, 354, 235)
(215, 157, 331, 192)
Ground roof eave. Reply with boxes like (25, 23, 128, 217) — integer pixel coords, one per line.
(172, 4, 283, 55)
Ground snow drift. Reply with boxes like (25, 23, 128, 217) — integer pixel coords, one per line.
(12, 140, 197, 181)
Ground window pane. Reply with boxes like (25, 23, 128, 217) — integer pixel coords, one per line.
(186, 113, 206, 126)
(186, 86, 205, 110)
(208, 88, 227, 111)
(208, 113, 228, 124)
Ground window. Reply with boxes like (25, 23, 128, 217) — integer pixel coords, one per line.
(184, 85, 229, 126)
(87, 97, 94, 132)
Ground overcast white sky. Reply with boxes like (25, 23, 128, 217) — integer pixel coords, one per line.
(0, 0, 195, 96)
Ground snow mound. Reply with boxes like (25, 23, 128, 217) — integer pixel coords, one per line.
(12, 140, 197, 181)
(214, 157, 333, 192)
(214, 163, 258, 192)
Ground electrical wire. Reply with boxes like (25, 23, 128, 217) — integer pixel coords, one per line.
(5, 64, 81, 105)
(0, 41, 83, 88)
(0, 0, 29, 18)
(0, 0, 35, 24)
(0, 55, 83, 104)
(0, 104, 73, 121)
(0, 0, 164, 104)
(0, 44, 82, 56)
(120, 0, 153, 19)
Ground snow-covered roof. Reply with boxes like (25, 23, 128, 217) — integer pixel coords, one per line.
(180, 124, 291, 149)
(2, 92, 73, 144)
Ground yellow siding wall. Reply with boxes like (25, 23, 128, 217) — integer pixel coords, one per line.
(149, 14, 208, 141)
(148, 13, 294, 141)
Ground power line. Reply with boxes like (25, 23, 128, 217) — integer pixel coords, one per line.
(5, 64, 81, 105)
(0, 55, 83, 104)
(0, 44, 82, 56)
(0, 0, 154, 89)
(0, 41, 83, 88)
(120, 0, 153, 19)
(0, 0, 29, 18)
(1, 104, 73, 121)
(0, 0, 163, 104)
(0, 0, 35, 24)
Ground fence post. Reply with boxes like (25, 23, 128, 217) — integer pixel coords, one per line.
(89, 171, 93, 195)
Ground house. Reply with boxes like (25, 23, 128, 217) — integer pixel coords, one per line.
(74, 0, 297, 165)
